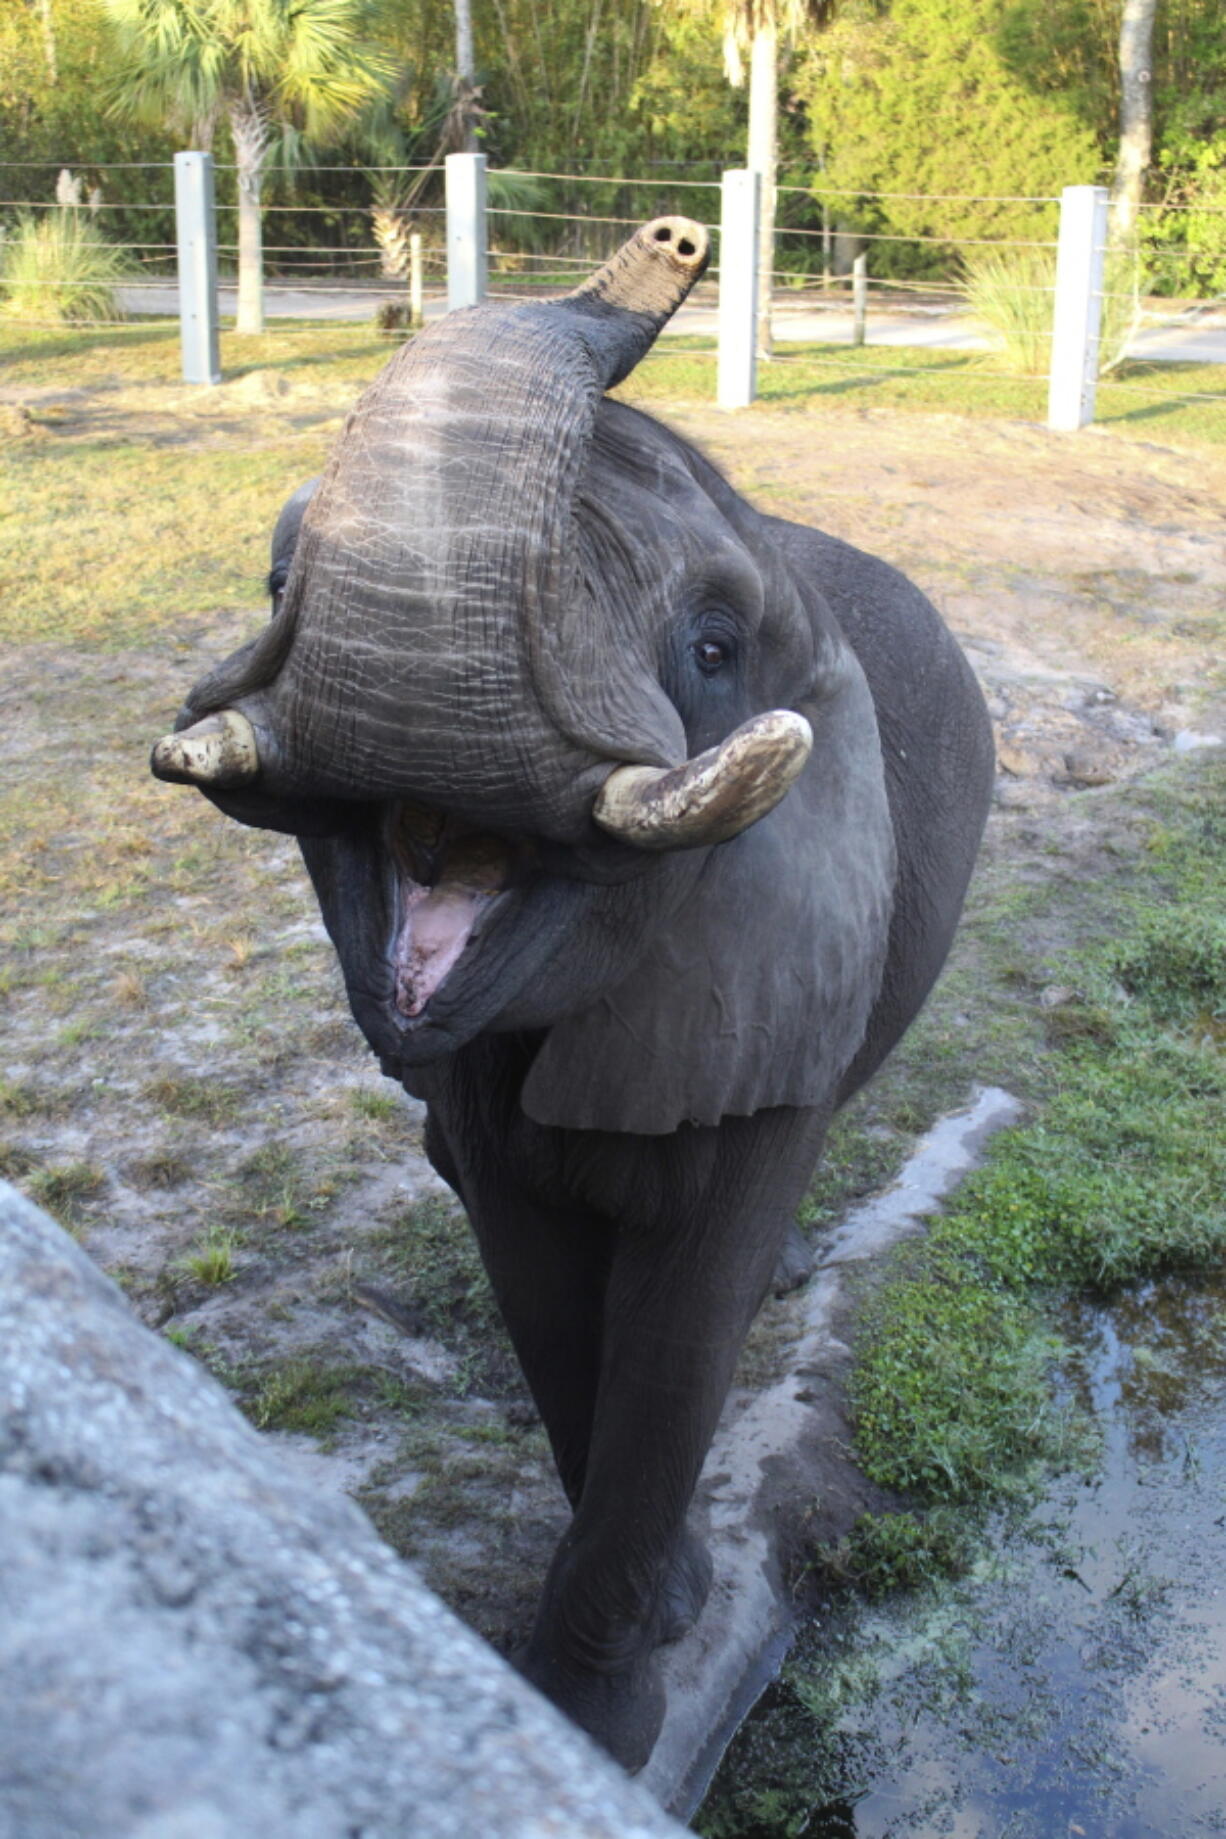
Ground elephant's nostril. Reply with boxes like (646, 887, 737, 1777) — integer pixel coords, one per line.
(653, 225, 672, 243)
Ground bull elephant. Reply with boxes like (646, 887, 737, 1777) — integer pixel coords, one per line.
(151, 218, 993, 1771)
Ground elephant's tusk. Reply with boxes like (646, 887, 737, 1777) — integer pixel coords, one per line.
(593, 710, 813, 851)
(150, 710, 261, 788)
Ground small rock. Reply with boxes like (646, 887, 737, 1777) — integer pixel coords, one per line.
(1060, 750, 1118, 787)
(996, 741, 1042, 778)
(0, 404, 48, 443)
(1039, 986, 1078, 1010)
(1174, 729, 1223, 753)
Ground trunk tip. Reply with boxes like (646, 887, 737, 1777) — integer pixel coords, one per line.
(567, 216, 711, 334)
(641, 216, 709, 273)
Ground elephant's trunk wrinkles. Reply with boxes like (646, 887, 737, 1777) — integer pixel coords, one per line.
(558, 217, 710, 390)
(593, 711, 814, 851)
(154, 218, 717, 833)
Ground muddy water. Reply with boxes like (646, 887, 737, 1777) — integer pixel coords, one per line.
(708, 1274, 1226, 1837)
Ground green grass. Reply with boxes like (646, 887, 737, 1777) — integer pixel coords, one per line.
(1, 321, 1220, 651)
(26, 1160, 105, 1228)
(2, 437, 329, 648)
(812, 1507, 975, 1602)
(146, 1074, 242, 1128)
(850, 758, 1226, 1507)
(1, 212, 135, 325)
(243, 1355, 420, 1436)
(181, 1227, 238, 1287)
(961, 247, 1142, 377)
(626, 338, 1225, 446)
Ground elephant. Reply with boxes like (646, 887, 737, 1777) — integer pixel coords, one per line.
(151, 217, 994, 1772)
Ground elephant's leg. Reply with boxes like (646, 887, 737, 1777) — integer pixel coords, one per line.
(459, 1172, 614, 1511)
(771, 1218, 815, 1295)
(658, 1525, 714, 1644)
(518, 1106, 829, 1770)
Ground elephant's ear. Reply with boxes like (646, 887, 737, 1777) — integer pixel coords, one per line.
(520, 668, 897, 1135)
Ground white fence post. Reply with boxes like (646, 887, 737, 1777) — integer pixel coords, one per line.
(1047, 184, 1109, 432)
(174, 151, 220, 386)
(446, 152, 487, 312)
(718, 168, 760, 410)
(408, 232, 424, 329)
(852, 252, 868, 347)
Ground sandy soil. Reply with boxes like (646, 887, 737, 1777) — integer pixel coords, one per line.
(2, 388, 1223, 1661)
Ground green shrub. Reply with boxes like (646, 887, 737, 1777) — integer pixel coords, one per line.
(1, 211, 132, 325)
(962, 245, 1142, 377)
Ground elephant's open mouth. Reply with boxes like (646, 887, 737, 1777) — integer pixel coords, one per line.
(387, 802, 529, 1021)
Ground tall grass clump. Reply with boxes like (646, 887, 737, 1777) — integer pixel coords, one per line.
(0, 212, 132, 325)
(963, 244, 1142, 376)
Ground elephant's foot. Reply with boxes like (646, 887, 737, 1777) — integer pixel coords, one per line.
(514, 1640, 666, 1774)
(659, 1527, 713, 1644)
(771, 1219, 815, 1296)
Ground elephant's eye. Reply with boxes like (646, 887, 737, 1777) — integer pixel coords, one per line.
(693, 638, 730, 674)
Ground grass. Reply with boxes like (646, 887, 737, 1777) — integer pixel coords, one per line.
(369, 1195, 516, 1396)
(627, 338, 1224, 446)
(701, 761, 1226, 1839)
(146, 1074, 242, 1128)
(242, 1355, 420, 1436)
(961, 246, 1142, 376)
(1, 321, 1220, 652)
(1, 212, 134, 325)
(850, 756, 1226, 1507)
(26, 1160, 105, 1228)
(181, 1227, 238, 1286)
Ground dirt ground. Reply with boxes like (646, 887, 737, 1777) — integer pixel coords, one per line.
(2, 378, 1224, 1664)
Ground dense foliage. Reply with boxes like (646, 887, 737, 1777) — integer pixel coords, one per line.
(1, 0, 1223, 288)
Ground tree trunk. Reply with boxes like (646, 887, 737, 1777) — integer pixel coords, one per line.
(230, 95, 271, 337)
(747, 21, 777, 361)
(1111, 0, 1156, 242)
(36, 0, 56, 83)
(454, 0, 478, 153)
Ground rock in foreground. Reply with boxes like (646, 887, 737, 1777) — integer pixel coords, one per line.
(0, 1182, 682, 1839)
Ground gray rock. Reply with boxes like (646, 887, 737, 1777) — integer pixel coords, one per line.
(0, 1182, 684, 1839)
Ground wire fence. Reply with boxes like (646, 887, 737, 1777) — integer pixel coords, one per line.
(1, 157, 1222, 426)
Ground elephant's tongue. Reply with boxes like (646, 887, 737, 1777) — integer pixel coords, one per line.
(392, 836, 508, 1019)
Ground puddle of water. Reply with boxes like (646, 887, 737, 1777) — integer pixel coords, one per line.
(703, 1273, 1226, 1838)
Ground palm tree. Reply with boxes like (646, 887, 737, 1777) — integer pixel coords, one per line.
(714, 0, 835, 358)
(453, 0, 480, 154)
(102, 0, 392, 334)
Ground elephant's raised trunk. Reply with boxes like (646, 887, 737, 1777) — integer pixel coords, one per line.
(155, 219, 720, 838)
(560, 217, 710, 389)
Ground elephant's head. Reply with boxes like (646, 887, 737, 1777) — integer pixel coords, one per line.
(152, 219, 896, 1133)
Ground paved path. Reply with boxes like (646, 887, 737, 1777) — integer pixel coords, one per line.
(118, 281, 1226, 365)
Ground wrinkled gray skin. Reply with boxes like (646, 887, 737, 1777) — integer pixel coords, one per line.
(160, 226, 993, 1771)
